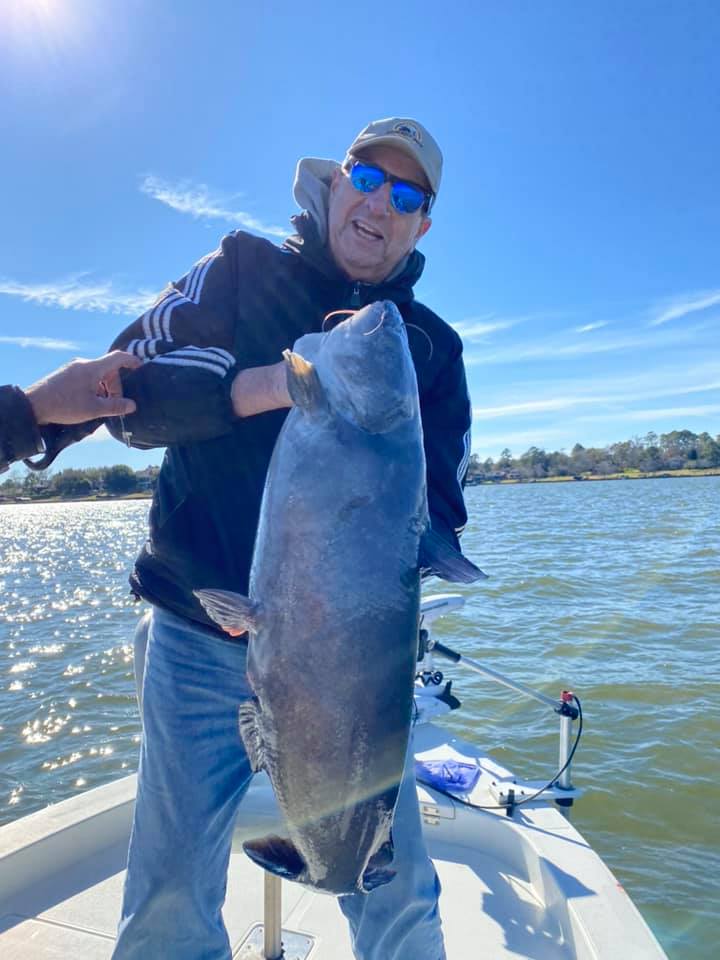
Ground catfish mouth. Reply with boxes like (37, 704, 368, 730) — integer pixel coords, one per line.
(349, 300, 404, 339)
(352, 218, 385, 243)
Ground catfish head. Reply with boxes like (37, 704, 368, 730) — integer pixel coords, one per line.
(287, 300, 419, 434)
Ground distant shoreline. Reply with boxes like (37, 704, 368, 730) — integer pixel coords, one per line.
(466, 467, 720, 487)
(2, 468, 719, 507)
(0, 492, 153, 506)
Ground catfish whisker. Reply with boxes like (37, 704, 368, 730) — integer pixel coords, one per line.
(405, 323, 434, 362)
(322, 309, 357, 332)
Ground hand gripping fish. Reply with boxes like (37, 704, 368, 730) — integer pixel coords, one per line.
(196, 300, 485, 895)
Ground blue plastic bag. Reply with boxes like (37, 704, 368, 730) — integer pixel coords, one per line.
(415, 758, 480, 793)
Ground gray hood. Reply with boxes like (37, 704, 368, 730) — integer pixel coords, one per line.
(292, 157, 339, 246)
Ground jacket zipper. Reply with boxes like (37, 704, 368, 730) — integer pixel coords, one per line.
(348, 282, 362, 308)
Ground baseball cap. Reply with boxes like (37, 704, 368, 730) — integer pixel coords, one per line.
(345, 117, 443, 197)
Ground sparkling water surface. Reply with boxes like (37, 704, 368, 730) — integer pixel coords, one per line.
(1, 479, 718, 958)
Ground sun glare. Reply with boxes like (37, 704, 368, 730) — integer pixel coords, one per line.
(6, 0, 85, 64)
(10, 0, 63, 24)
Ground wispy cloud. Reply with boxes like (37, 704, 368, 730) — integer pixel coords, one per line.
(0, 335, 81, 351)
(472, 363, 720, 420)
(140, 175, 288, 238)
(576, 404, 720, 424)
(471, 427, 570, 454)
(0, 277, 155, 316)
(465, 321, 713, 366)
(474, 396, 591, 419)
(452, 315, 517, 339)
(575, 321, 609, 333)
(650, 290, 720, 327)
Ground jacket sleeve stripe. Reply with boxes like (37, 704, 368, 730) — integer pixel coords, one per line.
(161, 249, 221, 341)
(160, 293, 181, 341)
(127, 338, 167, 359)
(141, 289, 179, 340)
(198, 346, 235, 364)
(124, 342, 234, 371)
(153, 291, 179, 339)
(161, 346, 233, 369)
(153, 356, 231, 376)
(137, 246, 223, 345)
(453, 431, 471, 535)
(457, 427, 471, 484)
(187, 250, 217, 302)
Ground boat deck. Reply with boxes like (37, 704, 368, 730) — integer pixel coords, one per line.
(0, 725, 667, 959)
(0, 845, 570, 959)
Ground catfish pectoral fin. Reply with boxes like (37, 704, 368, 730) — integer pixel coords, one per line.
(419, 528, 488, 584)
(282, 349, 327, 413)
(238, 697, 265, 772)
(193, 588, 261, 634)
(243, 835, 305, 881)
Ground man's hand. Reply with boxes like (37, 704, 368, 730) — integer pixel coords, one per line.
(25, 351, 142, 426)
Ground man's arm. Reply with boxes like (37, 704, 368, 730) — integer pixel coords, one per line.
(0, 352, 141, 474)
(230, 362, 291, 418)
(106, 232, 290, 449)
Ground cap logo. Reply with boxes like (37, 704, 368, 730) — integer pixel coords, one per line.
(392, 122, 423, 147)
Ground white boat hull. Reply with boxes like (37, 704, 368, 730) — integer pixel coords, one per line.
(0, 721, 666, 959)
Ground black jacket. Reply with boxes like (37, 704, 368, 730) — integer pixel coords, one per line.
(108, 216, 472, 631)
(0, 386, 43, 473)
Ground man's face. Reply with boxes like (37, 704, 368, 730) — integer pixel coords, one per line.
(327, 145, 432, 284)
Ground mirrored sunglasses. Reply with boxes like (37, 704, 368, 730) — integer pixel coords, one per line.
(347, 160, 433, 215)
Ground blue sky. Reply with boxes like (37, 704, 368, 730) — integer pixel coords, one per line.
(1, 0, 718, 472)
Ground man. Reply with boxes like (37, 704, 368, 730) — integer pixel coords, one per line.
(0, 352, 140, 473)
(108, 118, 471, 960)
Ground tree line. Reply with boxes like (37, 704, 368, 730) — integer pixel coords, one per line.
(467, 429, 720, 481)
(0, 464, 159, 501)
(1, 429, 718, 501)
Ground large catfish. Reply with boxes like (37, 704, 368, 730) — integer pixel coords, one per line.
(195, 300, 484, 895)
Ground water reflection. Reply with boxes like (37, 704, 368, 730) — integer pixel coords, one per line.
(0, 482, 718, 959)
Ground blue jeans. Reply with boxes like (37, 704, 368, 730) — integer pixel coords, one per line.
(113, 606, 445, 960)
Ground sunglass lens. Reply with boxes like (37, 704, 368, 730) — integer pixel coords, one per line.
(349, 161, 428, 214)
(350, 163, 385, 194)
(390, 182, 425, 214)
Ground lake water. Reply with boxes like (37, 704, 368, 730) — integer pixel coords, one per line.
(1, 478, 718, 958)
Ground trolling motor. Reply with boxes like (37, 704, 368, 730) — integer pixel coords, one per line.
(416, 594, 583, 815)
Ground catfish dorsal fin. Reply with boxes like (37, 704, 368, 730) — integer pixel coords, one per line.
(419, 528, 488, 584)
(193, 588, 261, 635)
(282, 349, 327, 412)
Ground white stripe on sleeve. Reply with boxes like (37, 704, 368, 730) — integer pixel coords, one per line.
(153, 356, 231, 376)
